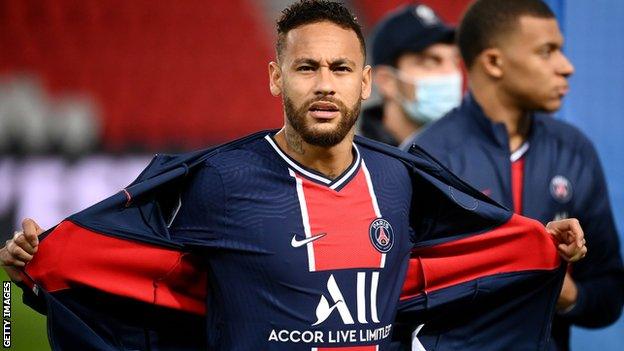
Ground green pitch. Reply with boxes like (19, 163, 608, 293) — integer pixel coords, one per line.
(0, 270, 50, 351)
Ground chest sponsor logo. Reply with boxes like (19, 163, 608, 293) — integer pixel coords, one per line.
(369, 219, 394, 253)
(291, 233, 326, 248)
(268, 272, 392, 345)
(313, 273, 379, 326)
(550, 175, 573, 203)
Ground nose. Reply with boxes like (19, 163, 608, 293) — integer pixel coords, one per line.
(314, 67, 336, 96)
(558, 52, 575, 78)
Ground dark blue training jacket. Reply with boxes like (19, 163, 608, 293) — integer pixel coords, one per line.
(416, 93, 624, 351)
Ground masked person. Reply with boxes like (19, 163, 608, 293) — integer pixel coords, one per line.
(360, 4, 462, 150)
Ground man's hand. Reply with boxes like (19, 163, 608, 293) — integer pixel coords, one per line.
(546, 218, 587, 262)
(0, 218, 43, 282)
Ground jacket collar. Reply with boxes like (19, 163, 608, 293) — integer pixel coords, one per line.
(462, 92, 536, 150)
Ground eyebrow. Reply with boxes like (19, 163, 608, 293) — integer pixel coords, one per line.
(538, 41, 562, 51)
(292, 58, 357, 67)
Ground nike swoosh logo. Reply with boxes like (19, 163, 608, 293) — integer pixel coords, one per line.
(291, 233, 327, 248)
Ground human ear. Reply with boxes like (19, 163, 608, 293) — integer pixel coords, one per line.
(269, 61, 282, 96)
(361, 65, 372, 100)
(479, 48, 504, 79)
(373, 65, 399, 99)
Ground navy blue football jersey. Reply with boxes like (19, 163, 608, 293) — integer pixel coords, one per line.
(170, 134, 414, 350)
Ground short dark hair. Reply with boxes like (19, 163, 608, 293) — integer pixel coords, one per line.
(276, 0, 366, 61)
(457, 0, 555, 68)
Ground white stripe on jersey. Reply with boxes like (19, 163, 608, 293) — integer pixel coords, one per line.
(290, 169, 316, 272)
(329, 145, 361, 190)
(361, 160, 386, 268)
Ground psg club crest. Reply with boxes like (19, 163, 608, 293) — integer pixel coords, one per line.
(550, 175, 572, 203)
(369, 218, 394, 253)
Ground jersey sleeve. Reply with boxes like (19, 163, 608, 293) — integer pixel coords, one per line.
(559, 143, 624, 327)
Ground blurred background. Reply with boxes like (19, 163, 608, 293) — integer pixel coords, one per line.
(0, 0, 622, 349)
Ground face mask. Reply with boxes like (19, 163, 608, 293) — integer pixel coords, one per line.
(396, 72, 463, 124)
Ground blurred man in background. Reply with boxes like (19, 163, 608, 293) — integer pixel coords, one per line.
(415, 0, 624, 349)
(360, 3, 462, 150)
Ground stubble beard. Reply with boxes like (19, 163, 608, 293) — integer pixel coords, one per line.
(283, 94, 361, 148)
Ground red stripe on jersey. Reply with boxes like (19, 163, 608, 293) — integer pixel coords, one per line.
(298, 168, 382, 271)
(511, 157, 525, 214)
(23, 220, 206, 314)
(400, 214, 560, 300)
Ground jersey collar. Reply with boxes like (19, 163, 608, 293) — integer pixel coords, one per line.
(510, 142, 530, 162)
(264, 134, 361, 191)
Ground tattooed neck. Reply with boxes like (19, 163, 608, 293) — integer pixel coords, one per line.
(325, 172, 339, 180)
(285, 129, 305, 155)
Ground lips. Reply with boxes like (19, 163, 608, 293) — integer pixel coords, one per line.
(558, 86, 569, 96)
(555, 80, 570, 97)
(308, 101, 340, 119)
